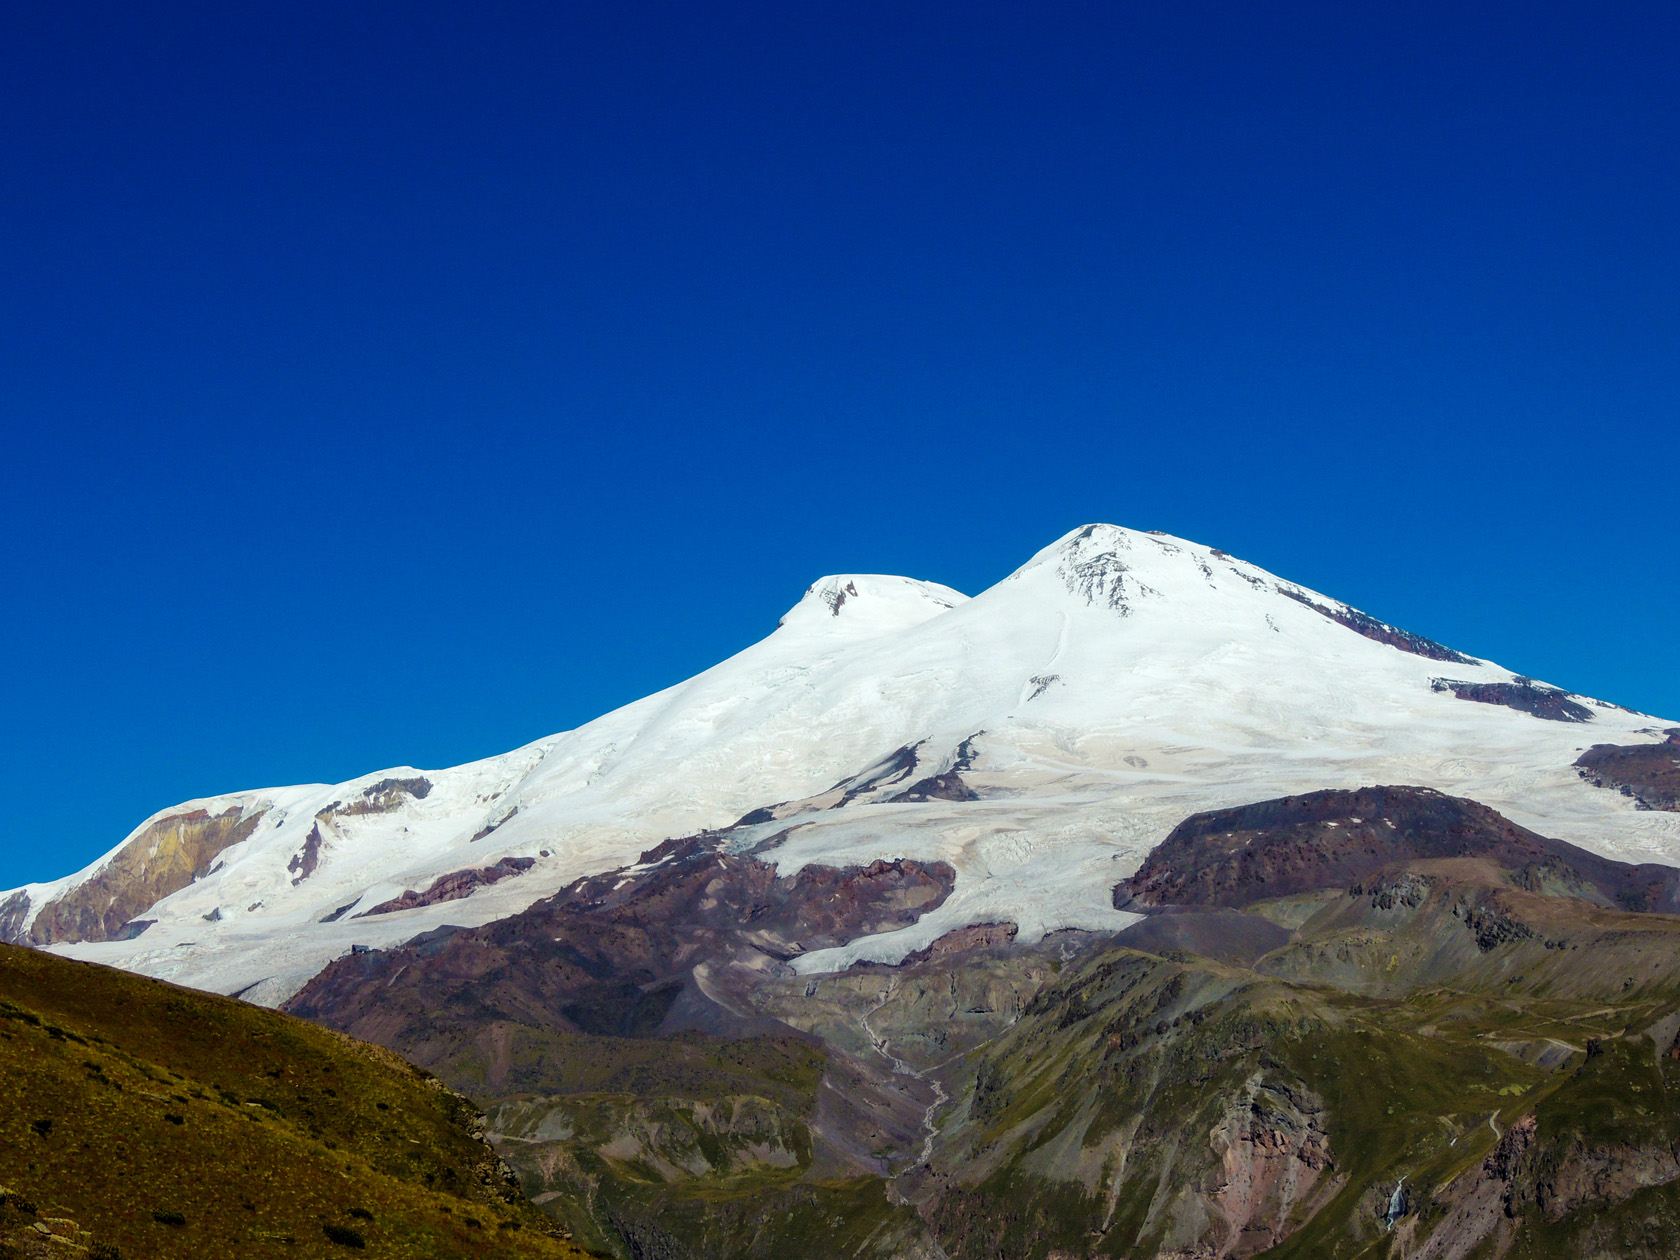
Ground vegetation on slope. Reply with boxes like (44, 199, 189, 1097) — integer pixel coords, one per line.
(0, 942, 591, 1260)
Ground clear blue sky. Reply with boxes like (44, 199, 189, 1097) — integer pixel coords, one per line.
(3, 2, 1677, 885)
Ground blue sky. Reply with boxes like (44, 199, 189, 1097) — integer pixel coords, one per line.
(3, 2, 1677, 885)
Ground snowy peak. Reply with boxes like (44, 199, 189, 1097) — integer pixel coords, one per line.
(1004, 523, 1476, 665)
(1047, 523, 1171, 614)
(1010, 523, 1281, 612)
(776, 573, 967, 637)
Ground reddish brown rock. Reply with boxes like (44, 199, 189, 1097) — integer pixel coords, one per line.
(902, 922, 1019, 964)
(1576, 737, 1680, 812)
(1120, 786, 1680, 914)
(285, 835, 954, 1052)
(358, 856, 536, 917)
(287, 823, 323, 886)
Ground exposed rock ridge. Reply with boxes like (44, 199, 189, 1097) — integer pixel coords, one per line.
(1122, 785, 1680, 914)
(1432, 677, 1595, 722)
(1055, 524, 1160, 614)
(16, 805, 267, 946)
(1576, 732, 1680, 811)
(357, 856, 537, 918)
(1278, 585, 1478, 664)
(1413, 1114, 1538, 1260)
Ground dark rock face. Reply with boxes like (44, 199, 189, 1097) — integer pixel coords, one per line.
(286, 779, 436, 882)
(1120, 785, 1680, 914)
(1057, 526, 1155, 613)
(337, 776, 433, 815)
(1431, 677, 1595, 722)
(888, 733, 983, 802)
(1413, 1037, 1680, 1258)
(1278, 586, 1478, 664)
(358, 856, 536, 917)
(318, 897, 361, 924)
(820, 579, 859, 615)
(1575, 734, 1680, 811)
(285, 835, 954, 1052)
(287, 823, 323, 886)
(1421, 1114, 1540, 1258)
(837, 744, 922, 801)
(471, 808, 519, 842)
(889, 770, 977, 802)
(1350, 867, 1434, 910)
(1458, 897, 1537, 951)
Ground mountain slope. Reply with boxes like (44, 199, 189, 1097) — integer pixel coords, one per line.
(278, 786, 1680, 1260)
(0, 942, 589, 1259)
(5, 524, 1676, 1009)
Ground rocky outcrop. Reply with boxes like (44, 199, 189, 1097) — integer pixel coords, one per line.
(279, 779, 437, 890)
(287, 821, 323, 885)
(1408, 1031, 1680, 1260)
(358, 856, 536, 917)
(1458, 893, 1537, 951)
(1278, 586, 1478, 664)
(337, 775, 433, 815)
(1121, 786, 1680, 914)
(1056, 524, 1158, 614)
(1537, 1132, 1680, 1220)
(902, 921, 1019, 963)
(1207, 1073, 1333, 1256)
(0, 892, 28, 945)
(19, 804, 267, 945)
(889, 770, 978, 802)
(1576, 732, 1680, 811)
(1413, 1115, 1537, 1260)
(1431, 677, 1595, 722)
(286, 835, 954, 1051)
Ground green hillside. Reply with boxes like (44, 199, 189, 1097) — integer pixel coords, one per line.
(0, 943, 595, 1260)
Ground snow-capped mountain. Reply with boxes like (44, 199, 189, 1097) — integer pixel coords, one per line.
(5, 523, 1675, 1005)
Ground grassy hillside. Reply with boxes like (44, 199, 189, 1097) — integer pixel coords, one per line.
(0, 943, 594, 1260)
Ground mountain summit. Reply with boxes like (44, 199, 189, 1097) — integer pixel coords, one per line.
(4, 524, 1675, 1006)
